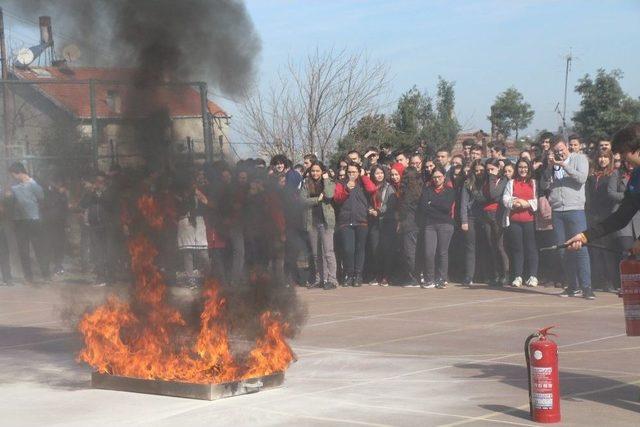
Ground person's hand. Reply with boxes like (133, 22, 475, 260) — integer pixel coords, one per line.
(347, 181, 356, 190)
(318, 193, 324, 202)
(461, 223, 469, 231)
(547, 152, 557, 168)
(565, 233, 587, 251)
(513, 201, 521, 209)
(360, 168, 365, 177)
(368, 208, 378, 217)
(630, 239, 640, 256)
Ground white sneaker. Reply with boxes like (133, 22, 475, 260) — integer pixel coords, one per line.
(526, 276, 538, 287)
(511, 277, 523, 288)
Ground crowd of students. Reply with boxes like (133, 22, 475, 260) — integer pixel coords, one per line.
(0, 130, 635, 301)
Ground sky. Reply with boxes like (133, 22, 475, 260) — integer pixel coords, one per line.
(3, 0, 639, 158)
(233, 0, 640, 155)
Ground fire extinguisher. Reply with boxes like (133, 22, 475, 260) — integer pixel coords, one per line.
(619, 257, 640, 336)
(525, 326, 561, 423)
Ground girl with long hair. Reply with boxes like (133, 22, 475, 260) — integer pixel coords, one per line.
(301, 161, 337, 290)
(366, 165, 397, 286)
(481, 158, 509, 286)
(586, 151, 617, 291)
(502, 159, 539, 287)
(333, 161, 377, 286)
(396, 166, 424, 286)
(418, 166, 456, 288)
(459, 160, 487, 285)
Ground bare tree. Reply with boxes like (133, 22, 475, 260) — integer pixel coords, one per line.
(239, 48, 389, 161)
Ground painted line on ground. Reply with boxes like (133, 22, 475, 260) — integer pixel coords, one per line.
(0, 336, 72, 350)
(248, 406, 393, 427)
(306, 294, 533, 327)
(438, 378, 640, 427)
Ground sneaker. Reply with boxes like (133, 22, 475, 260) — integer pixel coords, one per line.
(93, 282, 107, 288)
(419, 273, 426, 285)
(307, 281, 324, 289)
(435, 280, 448, 289)
(511, 277, 523, 288)
(323, 282, 337, 290)
(559, 288, 581, 297)
(353, 276, 363, 287)
(583, 289, 596, 300)
(421, 282, 436, 289)
(462, 277, 473, 286)
(341, 275, 352, 287)
(380, 278, 389, 287)
(525, 276, 538, 287)
(369, 280, 379, 286)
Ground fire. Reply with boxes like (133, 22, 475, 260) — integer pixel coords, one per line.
(77, 193, 295, 384)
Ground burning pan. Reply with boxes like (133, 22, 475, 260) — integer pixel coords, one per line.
(91, 371, 285, 401)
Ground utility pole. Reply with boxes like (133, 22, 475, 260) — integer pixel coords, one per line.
(561, 48, 573, 138)
(0, 7, 11, 182)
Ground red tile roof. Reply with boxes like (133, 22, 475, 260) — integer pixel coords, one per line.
(12, 67, 227, 119)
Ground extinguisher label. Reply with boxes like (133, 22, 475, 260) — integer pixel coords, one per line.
(531, 367, 555, 409)
(620, 273, 640, 281)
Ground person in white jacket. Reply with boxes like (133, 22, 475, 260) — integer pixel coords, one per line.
(502, 159, 539, 287)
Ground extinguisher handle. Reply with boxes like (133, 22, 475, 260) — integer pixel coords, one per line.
(537, 325, 557, 337)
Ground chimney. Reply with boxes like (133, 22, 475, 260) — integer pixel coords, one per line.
(39, 16, 53, 46)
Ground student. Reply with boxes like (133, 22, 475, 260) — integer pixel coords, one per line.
(481, 158, 509, 286)
(503, 159, 539, 287)
(301, 161, 337, 290)
(396, 167, 424, 287)
(366, 165, 397, 286)
(460, 160, 486, 285)
(176, 172, 210, 288)
(333, 162, 377, 286)
(585, 151, 617, 291)
(418, 167, 456, 289)
(6, 162, 50, 284)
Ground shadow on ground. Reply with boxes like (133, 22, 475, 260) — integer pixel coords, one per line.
(0, 325, 88, 391)
(456, 362, 640, 418)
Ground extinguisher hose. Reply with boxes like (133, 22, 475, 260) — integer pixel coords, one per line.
(524, 332, 539, 420)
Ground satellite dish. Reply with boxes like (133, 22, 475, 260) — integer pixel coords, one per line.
(62, 44, 82, 62)
(15, 48, 35, 67)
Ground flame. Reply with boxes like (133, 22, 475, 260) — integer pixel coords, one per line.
(244, 311, 295, 378)
(77, 193, 295, 384)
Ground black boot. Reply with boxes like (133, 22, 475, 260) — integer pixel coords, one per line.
(353, 275, 363, 287)
(341, 274, 351, 287)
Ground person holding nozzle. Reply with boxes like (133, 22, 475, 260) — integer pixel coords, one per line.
(566, 124, 640, 263)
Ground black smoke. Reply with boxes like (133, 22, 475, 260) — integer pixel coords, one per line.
(6, 0, 261, 97)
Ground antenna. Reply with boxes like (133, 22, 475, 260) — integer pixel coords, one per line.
(561, 48, 573, 138)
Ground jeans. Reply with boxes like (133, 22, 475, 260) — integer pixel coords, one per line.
(402, 230, 419, 279)
(340, 225, 368, 277)
(506, 221, 539, 279)
(14, 219, 50, 281)
(228, 226, 245, 284)
(481, 212, 509, 279)
(0, 227, 12, 283)
(552, 210, 591, 290)
(461, 219, 480, 281)
(308, 224, 337, 283)
(423, 223, 454, 282)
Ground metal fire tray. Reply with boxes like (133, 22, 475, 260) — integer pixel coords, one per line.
(91, 371, 285, 400)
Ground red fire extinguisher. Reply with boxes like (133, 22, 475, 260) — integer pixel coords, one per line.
(619, 258, 640, 336)
(525, 326, 560, 423)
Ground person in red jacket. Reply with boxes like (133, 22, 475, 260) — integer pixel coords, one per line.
(502, 159, 538, 288)
(334, 162, 377, 286)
